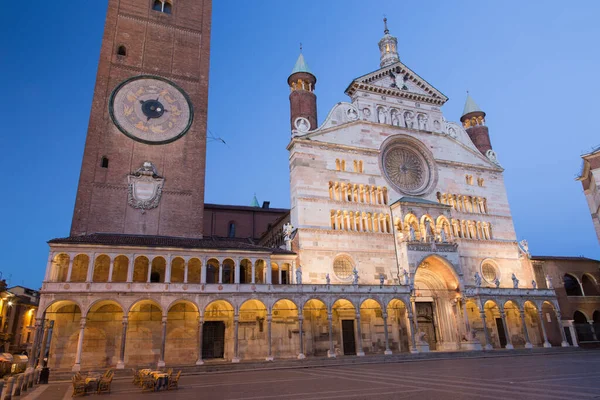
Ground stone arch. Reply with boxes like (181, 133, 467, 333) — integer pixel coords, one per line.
(482, 300, 502, 348)
(563, 273, 583, 296)
(165, 300, 200, 364)
(522, 301, 543, 346)
(386, 298, 410, 353)
(52, 253, 70, 282)
(420, 214, 436, 242)
(150, 256, 167, 283)
(112, 255, 129, 282)
(133, 256, 149, 283)
(581, 273, 600, 296)
(44, 300, 82, 369)
(413, 254, 461, 290)
(359, 299, 385, 354)
(206, 258, 220, 284)
(332, 299, 357, 356)
(541, 301, 562, 346)
(82, 300, 124, 369)
(404, 213, 420, 241)
(187, 258, 201, 284)
(272, 299, 299, 359)
(303, 299, 328, 357)
(254, 259, 267, 284)
(170, 257, 186, 283)
(271, 298, 299, 313)
(238, 299, 268, 360)
(435, 215, 452, 242)
(126, 299, 164, 365)
(70, 254, 90, 282)
(240, 259, 252, 284)
(222, 258, 235, 284)
(503, 300, 525, 347)
(93, 254, 111, 283)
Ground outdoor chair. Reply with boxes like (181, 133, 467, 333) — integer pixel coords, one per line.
(167, 368, 173, 377)
(72, 375, 86, 397)
(167, 370, 181, 390)
(97, 371, 114, 394)
(141, 374, 155, 392)
(132, 369, 142, 386)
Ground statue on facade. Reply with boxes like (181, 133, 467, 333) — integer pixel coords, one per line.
(511, 273, 519, 289)
(283, 222, 293, 251)
(416, 331, 427, 344)
(401, 268, 410, 286)
(409, 225, 416, 241)
(474, 272, 482, 287)
(440, 228, 447, 243)
(379, 274, 385, 287)
(425, 220, 433, 242)
(326, 273, 331, 286)
(391, 110, 400, 126)
(377, 108, 386, 124)
(352, 268, 359, 285)
(494, 278, 500, 288)
(518, 239, 530, 257)
(545, 274, 553, 289)
(531, 279, 537, 289)
(296, 266, 303, 285)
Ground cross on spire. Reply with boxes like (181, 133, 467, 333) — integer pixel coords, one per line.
(299, 42, 303, 53)
(383, 17, 389, 34)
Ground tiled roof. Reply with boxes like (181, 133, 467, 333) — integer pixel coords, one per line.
(48, 233, 295, 255)
(204, 203, 289, 213)
(530, 255, 599, 262)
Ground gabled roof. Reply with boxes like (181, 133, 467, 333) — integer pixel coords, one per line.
(344, 61, 448, 106)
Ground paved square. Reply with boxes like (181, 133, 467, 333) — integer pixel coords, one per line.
(26, 352, 600, 400)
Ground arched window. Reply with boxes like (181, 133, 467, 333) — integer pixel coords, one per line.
(564, 274, 583, 296)
(152, 0, 172, 14)
(100, 156, 109, 168)
(581, 274, 600, 296)
(228, 221, 236, 238)
(117, 45, 127, 56)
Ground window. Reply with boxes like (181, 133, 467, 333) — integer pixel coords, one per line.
(152, 0, 172, 14)
(333, 256, 354, 280)
(228, 222, 236, 238)
(564, 274, 583, 296)
(117, 45, 127, 56)
(100, 156, 109, 168)
(481, 262, 497, 284)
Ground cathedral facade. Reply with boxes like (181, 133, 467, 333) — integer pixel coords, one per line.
(31, 3, 569, 373)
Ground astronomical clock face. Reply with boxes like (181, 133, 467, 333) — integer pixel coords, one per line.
(381, 139, 437, 196)
(109, 75, 193, 145)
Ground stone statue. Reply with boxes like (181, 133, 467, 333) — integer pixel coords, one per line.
(416, 331, 427, 344)
(362, 108, 371, 120)
(511, 273, 519, 289)
(409, 225, 416, 241)
(545, 274, 553, 289)
(326, 273, 330, 286)
(296, 266, 302, 285)
(352, 268, 359, 285)
(519, 239, 530, 256)
(379, 274, 385, 287)
(532, 279, 537, 289)
(404, 112, 414, 129)
(391, 111, 399, 126)
(425, 220, 433, 242)
(401, 268, 410, 286)
(440, 229, 447, 243)
(377, 108, 386, 124)
(283, 223, 293, 241)
(494, 278, 500, 288)
(417, 114, 427, 130)
(347, 108, 358, 121)
(474, 272, 482, 287)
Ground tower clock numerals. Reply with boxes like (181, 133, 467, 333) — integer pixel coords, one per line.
(109, 75, 194, 145)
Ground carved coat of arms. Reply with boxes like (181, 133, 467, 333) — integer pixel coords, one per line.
(127, 161, 164, 211)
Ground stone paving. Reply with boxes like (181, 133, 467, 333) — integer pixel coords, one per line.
(21, 351, 600, 400)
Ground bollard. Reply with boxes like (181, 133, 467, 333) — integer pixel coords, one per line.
(21, 373, 29, 393)
(13, 374, 22, 397)
(0, 380, 4, 400)
(27, 371, 33, 389)
(5, 376, 14, 400)
(33, 369, 39, 386)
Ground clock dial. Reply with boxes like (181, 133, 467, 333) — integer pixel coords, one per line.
(109, 75, 193, 145)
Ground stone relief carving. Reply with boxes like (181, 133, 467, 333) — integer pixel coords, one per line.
(347, 108, 358, 121)
(390, 109, 401, 126)
(362, 107, 371, 120)
(486, 149, 501, 166)
(404, 111, 414, 128)
(127, 161, 164, 212)
(512, 273, 519, 289)
(377, 107, 387, 124)
(294, 117, 310, 133)
(433, 120, 441, 132)
(417, 113, 428, 130)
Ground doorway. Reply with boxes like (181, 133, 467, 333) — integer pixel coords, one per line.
(341, 320, 356, 355)
(202, 321, 225, 359)
(416, 302, 437, 350)
(495, 318, 507, 347)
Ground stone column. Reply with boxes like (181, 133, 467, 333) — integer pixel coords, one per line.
(406, 310, 418, 353)
(107, 259, 114, 283)
(355, 311, 365, 356)
(13, 375, 22, 397)
(37, 323, 50, 368)
(327, 311, 335, 358)
(519, 311, 533, 348)
(410, 298, 420, 333)
(66, 258, 74, 282)
(479, 310, 493, 350)
(146, 262, 152, 283)
(117, 316, 128, 369)
(126, 258, 134, 282)
(165, 257, 172, 284)
(27, 319, 42, 371)
(218, 262, 223, 284)
(234, 260, 240, 284)
(499, 310, 514, 349)
(461, 299, 471, 334)
(86, 254, 95, 282)
(278, 267, 282, 285)
(266, 262, 272, 285)
(589, 320, 599, 341)
(232, 314, 240, 363)
(196, 316, 204, 365)
(4, 377, 14, 400)
(538, 311, 552, 348)
(201, 260, 207, 284)
(555, 310, 569, 347)
(0, 380, 4, 399)
(158, 315, 167, 368)
(266, 314, 273, 361)
(251, 262, 256, 284)
(22, 372, 30, 393)
(72, 317, 86, 372)
(297, 313, 305, 359)
(184, 260, 189, 284)
(382, 312, 392, 355)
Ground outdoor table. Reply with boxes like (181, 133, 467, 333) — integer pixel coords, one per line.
(151, 371, 169, 391)
(85, 373, 102, 393)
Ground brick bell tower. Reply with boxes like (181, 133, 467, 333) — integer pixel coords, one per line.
(460, 93, 492, 155)
(70, 0, 211, 238)
(288, 50, 317, 132)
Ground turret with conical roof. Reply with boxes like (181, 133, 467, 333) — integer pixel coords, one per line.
(378, 18, 400, 68)
(460, 93, 492, 155)
(288, 49, 318, 133)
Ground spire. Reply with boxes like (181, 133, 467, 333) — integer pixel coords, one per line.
(462, 92, 483, 117)
(250, 194, 259, 207)
(378, 18, 399, 67)
(291, 52, 313, 75)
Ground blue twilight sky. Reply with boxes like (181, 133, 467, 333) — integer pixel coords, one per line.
(1, 1, 599, 289)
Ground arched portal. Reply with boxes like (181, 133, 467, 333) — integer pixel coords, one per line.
(271, 299, 298, 358)
(503, 300, 525, 347)
(303, 299, 328, 357)
(165, 301, 199, 365)
(238, 300, 267, 360)
(413, 255, 461, 350)
(386, 299, 410, 353)
(523, 301, 543, 346)
(582, 274, 600, 296)
(332, 299, 357, 356)
(541, 302, 562, 346)
(483, 300, 503, 348)
(574, 310, 593, 342)
(44, 300, 82, 369)
(125, 300, 162, 366)
(203, 300, 234, 360)
(82, 300, 124, 369)
(360, 299, 385, 354)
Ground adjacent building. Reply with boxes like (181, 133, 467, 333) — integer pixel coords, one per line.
(577, 146, 600, 244)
